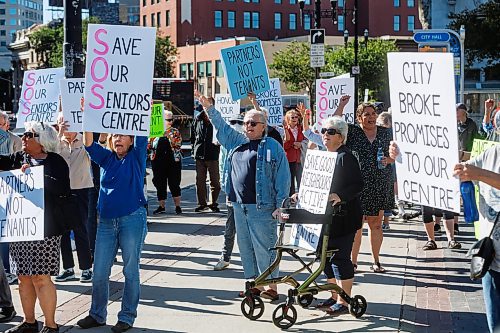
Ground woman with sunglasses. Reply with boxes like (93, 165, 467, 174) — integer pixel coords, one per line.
(0, 122, 70, 333)
(150, 110, 183, 215)
(284, 110, 305, 196)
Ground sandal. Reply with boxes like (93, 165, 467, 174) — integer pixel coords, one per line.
(370, 262, 386, 273)
(422, 240, 437, 251)
(260, 289, 279, 301)
(238, 288, 261, 298)
(315, 297, 337, 308)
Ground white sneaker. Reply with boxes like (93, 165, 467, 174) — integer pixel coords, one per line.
(5, 273, 17, 285)
(213, 259, 230, 271)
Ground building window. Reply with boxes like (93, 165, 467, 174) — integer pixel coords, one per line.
(407, 0, 414, 7)
(9, 8, 16, 15)
(252, 12, 259, 28)
(408, 15, 414, 31)
(151, 13, 155, 27)
(304, 14, 311, 30)
(0, 30, 5, 36)
(9, 19, 16, 25)
(338, 0, 344, 7)
(274, 12, 281, 30)
(243, 12, 251, 28)
(166, 10, 170, 26)
(197, 62, 205, 78)
(252, 0, 259, 2)
(142, 0, 145, 6)
(150, 0, 153, 5)
(157, 12, 161, 27)
(274, 0, 281, 3)
(394, 15, 400, 31)
(289, 0, 296, 4)
(206, 61, 212, 77)
(228, 11, 235, 28)
(337, 15, 344, 31)
(394, 0, 400, 7)
(289, 13, 296, 30)
(180, 63, 188, 79)
(142, 15, 146, 26)
(0, 9, 5, 14)
(216, 60, 224, 77)
(0, 41, 6, 47)
(214, 10, 222, 28)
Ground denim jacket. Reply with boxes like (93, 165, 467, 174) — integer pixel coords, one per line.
(206, 106, 290, 210)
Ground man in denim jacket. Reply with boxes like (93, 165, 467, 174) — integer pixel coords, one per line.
(197, 93, 290, 300)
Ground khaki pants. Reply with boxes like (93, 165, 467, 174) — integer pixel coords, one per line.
(195, 160, 221, 207)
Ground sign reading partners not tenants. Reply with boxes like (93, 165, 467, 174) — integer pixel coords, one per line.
(0, 167, 44, 242)
(220, 41, 270, 101)
(60, 78, 85, 132)
(83, 24, 156, 136)
(388, 52, 460, 213)
(16, 67, 65, 128)
(290, 150, 337, 251)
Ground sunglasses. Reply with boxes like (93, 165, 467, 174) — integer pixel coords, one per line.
(166, 119, 173, 122)
(290, 116, 298, 119)
(22, 131, 39, 139)
(230, 120, 244, 125)
(321, 128, 339, 136)
(243, 121, 263, 127)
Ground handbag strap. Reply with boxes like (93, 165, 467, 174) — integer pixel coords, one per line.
(488, 212, 500, 238)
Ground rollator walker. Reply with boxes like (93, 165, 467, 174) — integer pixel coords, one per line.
(240, 198, 367, 329)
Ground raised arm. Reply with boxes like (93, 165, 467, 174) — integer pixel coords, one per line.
(333, 95, 351, 117)
(484, 99, 495, 126)
(248, 92, 261, 111)
(297, 102, 310, 131)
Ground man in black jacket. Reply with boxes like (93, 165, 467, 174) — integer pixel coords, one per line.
(191, 104, 221, 212)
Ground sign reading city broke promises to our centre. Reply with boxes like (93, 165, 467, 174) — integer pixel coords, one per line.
(220, 41, 270, 101)
(16, 67, 65, 128)
(83, 24, 156, 136)
(257, 78, 283, 126)
(60, 78, 85, 132)
(388, 52, 460, 213)
(290, 150, 337, 251)
(0, 167, 44, 242)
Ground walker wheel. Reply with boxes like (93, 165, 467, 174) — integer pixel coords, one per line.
(297, 294, 314, 308)
(349, 295, 367, 318)
(241, 295, 265, 320)
(272, 303, 298, 329)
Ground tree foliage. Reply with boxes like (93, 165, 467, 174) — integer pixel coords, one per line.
(448, 0, 500, 66)
(154, 35, 178, 78)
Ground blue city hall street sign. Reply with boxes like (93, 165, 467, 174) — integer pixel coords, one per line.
(413, 32, 450, 43)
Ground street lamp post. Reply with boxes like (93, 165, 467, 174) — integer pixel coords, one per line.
(186, 34, 203, 92)
(459, 25, 465, 103)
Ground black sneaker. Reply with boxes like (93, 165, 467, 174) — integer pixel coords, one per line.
(76, 315, 106, 329)
(448, 240, 462, 249)
(434, 224, 441, 233)
(209, 205, 220, 212)
(0, 306, 16, 323)
(80, 269, 93, 283)
(152, 206, 165, 215)
(175, 206, 182, 215)
(111, 321, 132, 333)
(55, 269, 76, 282)
(194, 205, 208, 212)
(39, 326, 59, 333)
(5, 321, 39, 333)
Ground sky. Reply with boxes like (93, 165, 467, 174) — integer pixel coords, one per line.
(43, 0, 90, 24)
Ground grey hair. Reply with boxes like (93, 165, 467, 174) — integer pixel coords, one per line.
(24, 121, 60, 153)
(244, 110, 268, 135)
(376, 111, 392, 128)
(164, 110, 173, 118)
(323, 116, 348, 144)
(0, 111, 8, 123)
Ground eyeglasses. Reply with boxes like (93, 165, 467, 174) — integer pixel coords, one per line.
(166, 119, 173, 122)
(290, 116, 298, 119)
(321, 128, 339, 136)
(22, 131, 39, 139)
(230, 120, 244, 125)
(243, 121, 264, 127)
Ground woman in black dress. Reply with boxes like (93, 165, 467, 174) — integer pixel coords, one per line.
(0, 121, 70, 333)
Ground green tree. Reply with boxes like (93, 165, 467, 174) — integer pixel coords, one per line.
(448, 0, 500, 66)
(154, 35, 178, 78)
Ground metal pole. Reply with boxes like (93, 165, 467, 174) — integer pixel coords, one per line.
(64, 0, 83, 78)
(353, 0, 359, 106)
(459, 26, 465, 103)
(194, 40, 197, 91)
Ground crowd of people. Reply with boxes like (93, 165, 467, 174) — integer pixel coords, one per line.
(0, 92, 497, 331)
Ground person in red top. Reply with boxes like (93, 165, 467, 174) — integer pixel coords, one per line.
(284, 109, 304, 196)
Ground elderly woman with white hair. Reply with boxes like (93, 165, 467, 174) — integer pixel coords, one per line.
(0, 121, 70, 333)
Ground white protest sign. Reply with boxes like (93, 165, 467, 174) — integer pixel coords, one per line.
(0, 167, 44, 242)
(213, 94, 240, 144)
(83, 24, 156, 136)
(257, 78, 283, 126)
(60, 78, 85, 132)
(16, 67, 65, 128)
(316, 77, 355, 126)
(289, 150, 337, 251)
(388, 52, 460, 213)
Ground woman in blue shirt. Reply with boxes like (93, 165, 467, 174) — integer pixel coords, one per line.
(77, 132, 148, 333)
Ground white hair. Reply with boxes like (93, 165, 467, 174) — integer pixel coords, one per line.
(164, 110, 173, 118)
(244, 110, 267, 124)
(24, 121, 60, 153)
(322, 116, 348, 144)
(0, 111, 8, 122)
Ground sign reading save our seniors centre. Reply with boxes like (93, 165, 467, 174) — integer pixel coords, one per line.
(388, 52, 460, 213)
(83, 24, 156, 136)
(60, 78, 86, 132)
(16, 67, 65, 128)
(0, 167, 44, 242)
(315, 77, 355, 126)
(220, 41, 270, 101)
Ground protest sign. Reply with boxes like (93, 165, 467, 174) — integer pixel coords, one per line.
(16, 67, 65, 128)
(149, 103, 165, 138)
(60, 78, 85, 132)
(83, 24, 156, 136)
(316, 77, 355, 126)
(215, 94, 240, 123)
(257, 78, 283, 126)
(388, 52, 460, 212)
(289, 149, 337, 251)
(220, 41, 270, 101)
(0, 167, 44, 242)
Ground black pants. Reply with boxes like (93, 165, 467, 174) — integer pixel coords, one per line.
(152, 160, 182, 201)
(289, 162, 303, 196)
(324, 232, 356, 280)
(87, 186, 98, 256)
(60, 188, 93, 270)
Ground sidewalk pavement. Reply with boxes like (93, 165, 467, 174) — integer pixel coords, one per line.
(0, 181, 487, 333)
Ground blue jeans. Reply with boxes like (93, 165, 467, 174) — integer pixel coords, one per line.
(89, 207, 147, 326)
(483, 269, 500, 332)
(222, 204, 236, 262)
(232, 203, 278, 279)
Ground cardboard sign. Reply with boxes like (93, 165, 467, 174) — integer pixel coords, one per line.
(316, 77, 355, 126)
(83, 24, 156, 136)
(149, 104, 165, 138)
(257, 78, 283, 126)
(289, 150, 337, 251)
(16, 68, 65, 128)
(220, 41, 270, 100)
(0, 167, 44, 242)
(388, 52, 460, 213)
(215, 94, 240, 123)
(60, 78, 85, 132)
